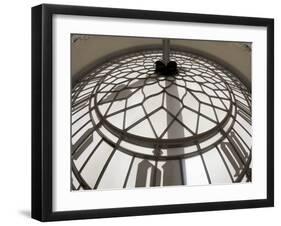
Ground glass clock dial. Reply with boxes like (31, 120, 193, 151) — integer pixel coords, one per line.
(71, 48, 251, 190)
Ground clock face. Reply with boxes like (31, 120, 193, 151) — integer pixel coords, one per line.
(71, 48, 251, 191)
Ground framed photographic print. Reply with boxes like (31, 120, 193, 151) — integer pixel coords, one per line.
(31, 4, 274, 221)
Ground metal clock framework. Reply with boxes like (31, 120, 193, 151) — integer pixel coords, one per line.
(71, 46, 252, 190)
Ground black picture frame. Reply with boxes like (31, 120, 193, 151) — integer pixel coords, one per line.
(31, 3, 274, 222)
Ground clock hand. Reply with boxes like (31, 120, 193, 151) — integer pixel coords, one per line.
(162, 79, 186, 186)
(100, 77, 156, 104)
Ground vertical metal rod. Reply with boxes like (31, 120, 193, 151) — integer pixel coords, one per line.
(163, 39, 170, 65)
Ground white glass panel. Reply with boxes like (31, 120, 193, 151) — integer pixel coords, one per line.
(72, 113, 90, 134)
(80, 142, 113, 188)
(184, 156, 209, 186)
(125, 106, 145, 128)
(72, 122, 92, 144)
(203, 148, 232, 184)
(98, 151, 132, 190)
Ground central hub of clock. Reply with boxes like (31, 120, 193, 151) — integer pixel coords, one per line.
(155, 60, 178, 76)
